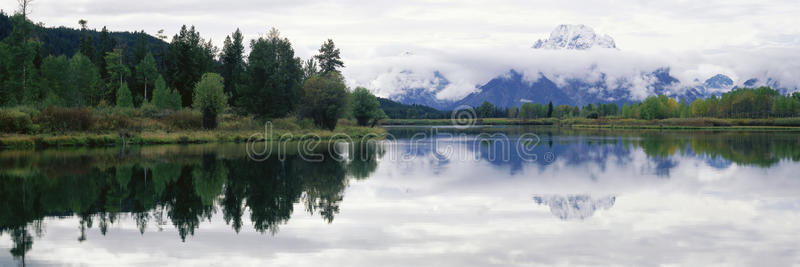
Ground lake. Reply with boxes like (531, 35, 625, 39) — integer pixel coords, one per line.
(2, 126, 800, 266)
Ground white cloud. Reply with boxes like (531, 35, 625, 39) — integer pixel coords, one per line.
(2, 0, 799, 101)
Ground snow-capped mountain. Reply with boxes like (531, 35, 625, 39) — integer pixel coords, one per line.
(379, 24, 796, 111)
(533, 195, 616, 220)
(532, 24, 616, 50)
(677, 74, 734, 103)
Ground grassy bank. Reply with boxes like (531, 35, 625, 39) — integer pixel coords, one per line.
(383, 117, 800, 130)
(0, 125, 385, 149)
(0, 106, 384, 149)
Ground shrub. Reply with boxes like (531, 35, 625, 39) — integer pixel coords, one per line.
(139, 101, 162, 118)
(300, 72, 349, 130)
(93, 113, 135, 132)
(585, 112, 599, 119)
(192, 73, 227, 129)
(37, 107, 95, 132)
(0, 109, 34, 134)
(163, 109, 203, 130)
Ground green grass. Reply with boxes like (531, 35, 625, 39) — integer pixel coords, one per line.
(1, 122, 385, 149)
(383, 118, 557, 125)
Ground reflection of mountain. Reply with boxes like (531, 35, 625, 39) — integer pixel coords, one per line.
(533, 195, 616, 220)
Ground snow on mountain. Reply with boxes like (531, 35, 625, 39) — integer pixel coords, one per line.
(533, 194, 616, 220)
(532, 24, 616, 50)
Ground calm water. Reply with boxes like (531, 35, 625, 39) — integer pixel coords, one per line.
(2, 127, 800, 266)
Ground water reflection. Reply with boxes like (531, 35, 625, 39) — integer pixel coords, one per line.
(0, 142, 383, 262)
(533, 195, 616, 220)
(1, 128, 800, 266)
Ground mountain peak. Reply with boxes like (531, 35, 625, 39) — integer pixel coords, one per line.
(704, 74, 733, 89)
(532, 24, 616, 50)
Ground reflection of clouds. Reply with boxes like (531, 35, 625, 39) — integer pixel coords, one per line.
(533, 195, 616, 220)
(4, 132, 800, 266)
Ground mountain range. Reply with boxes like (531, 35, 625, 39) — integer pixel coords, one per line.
(381, 24, 794, 110)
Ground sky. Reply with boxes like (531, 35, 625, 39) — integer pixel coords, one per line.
(3, 0, 799, 100)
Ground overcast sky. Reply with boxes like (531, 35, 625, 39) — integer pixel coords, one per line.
(3, 0, 799, 99)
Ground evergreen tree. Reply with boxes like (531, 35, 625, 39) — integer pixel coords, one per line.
(116, 82, 133, 108)
(38, 55, 70, 106)
(302, 58, 318, 81)
(152, 75, 170, 109)
(239, 28, 303, 118)
(547, 101, 554, 118)
(165, 25, 216, 107)
(78, 19, 96, 63)
(314, 39, 344, 74)
(168, 88, 182, 110)
(219, 28, 245, 99)
(96, 26, 116, 77)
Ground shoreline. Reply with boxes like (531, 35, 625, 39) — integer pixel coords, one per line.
(382, 117, 800, 129)
(0, 127, 386, 150)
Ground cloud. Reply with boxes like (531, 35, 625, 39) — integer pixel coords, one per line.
(344, 44, 800, 101)
(2, 0, 799, 101)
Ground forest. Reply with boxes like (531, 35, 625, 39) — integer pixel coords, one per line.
(0, 8, 387, 138)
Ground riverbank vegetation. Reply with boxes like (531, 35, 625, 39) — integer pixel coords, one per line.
(0, 8, 387, 148)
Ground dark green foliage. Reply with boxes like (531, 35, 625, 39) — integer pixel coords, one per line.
(302, 58, 318, 81)
(314, 39, 344, 73)
(0, 13, 165, 65)
(300, 72, 349, 130)
(165, 25, 216, 107)
(351, 87, 382, 126)
(377, 97, 446, 119)
(38, 106, 94, 132)
(67, 52, 103, 107)
(1, 14, 39, 107)
(39, 55, 70, 105)
(219, 29, 245, 99)
(104, 48, 130, 103)
(238, 28, 303, 118)
(547, 101, 554, 118)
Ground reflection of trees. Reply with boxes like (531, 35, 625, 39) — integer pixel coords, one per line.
(0, 143, 383, 260)
(628, 131, 800, 167)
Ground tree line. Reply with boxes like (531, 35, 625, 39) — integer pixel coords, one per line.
(0, 8, 386, 130)
(472, 87, 800, 120)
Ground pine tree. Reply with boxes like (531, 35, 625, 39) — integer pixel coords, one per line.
(219, 28, 245, 99)
(165, 25, 216, 107)
(152, 75, 170, 109)
(239, 27, 303, 118)
(116, 82, 133, 108)
(314, 39, 344, 74)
